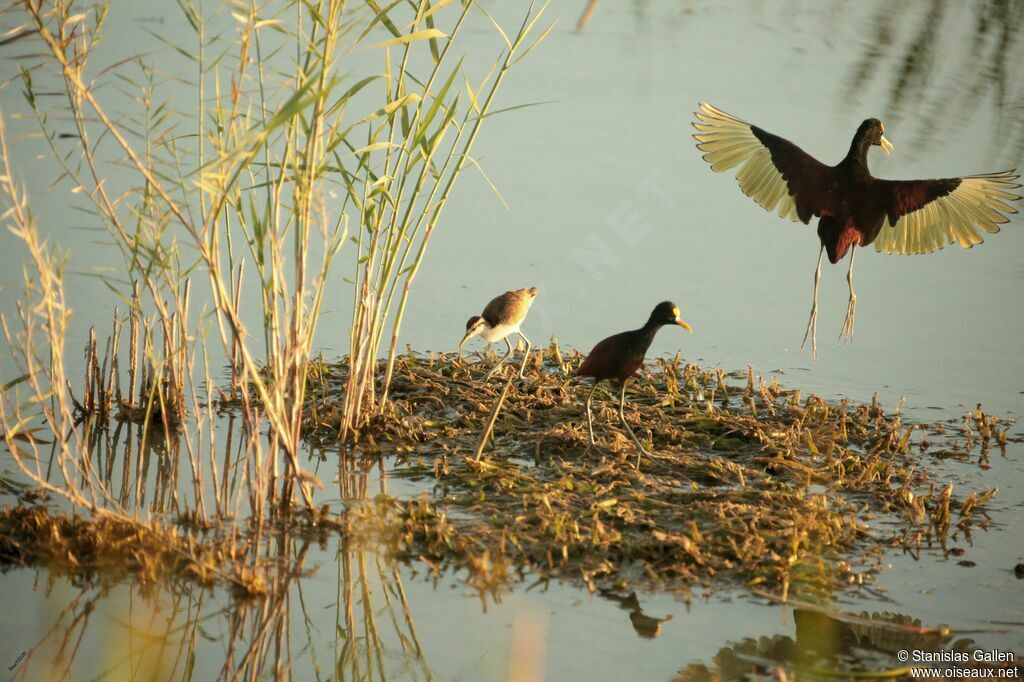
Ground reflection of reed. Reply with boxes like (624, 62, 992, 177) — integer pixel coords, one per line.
(12, 584, 208, 681)
(334, 546, 434, 681)
(12, 589, 103, 681)
(81, 406, 253, 518)
(220, 535, 311, 679)
(335, 450, 434, 681)
(13, 525, 435, 680)
(579, 0, 1023, 162)
(80, 413, 182, 514)
(11, 365, 440, 679)
(846, 0, 1024, 163)
(74, 371, 332, 527)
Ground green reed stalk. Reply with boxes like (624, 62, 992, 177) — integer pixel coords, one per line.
(340, 1, 552, 435)
(3, 0, 550, 521)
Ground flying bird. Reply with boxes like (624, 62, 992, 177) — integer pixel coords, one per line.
(458, 287, 538, 379)
(577, 301, 692, 467)
(693, 101, 1020, 356)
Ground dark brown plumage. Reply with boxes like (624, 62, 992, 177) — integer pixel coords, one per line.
(458, 287, 538, 379)
(693, 102, 1021, 356)
(577, 301, 692, 467)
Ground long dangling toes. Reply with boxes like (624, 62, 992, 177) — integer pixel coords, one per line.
(838, 296, 857, 343)
(800, 310, 818, 358)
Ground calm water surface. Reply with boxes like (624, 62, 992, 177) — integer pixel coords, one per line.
(1, 1, 1023, 679)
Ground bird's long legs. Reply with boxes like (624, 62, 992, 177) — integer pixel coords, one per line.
(485, 337, 514, 379)
(516, 331, 532, 378)
(585, 382, 598, 447)
(839, 246, 857, 343)
(619, 379, 651, 469)
(800, 245, 824, 359)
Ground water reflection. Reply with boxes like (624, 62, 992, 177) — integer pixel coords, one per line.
(83, 417, 183, 513)
(674, 607, 969, 680)
(11, 537, 437, 681)
(597, 588, 674, 639)
(846, 0, 1024, 163)
(18, 567, 1014, 681)
(12, 440, 429, 681)
(335, 548, 434, 681)
(76, 406, 357, 521)
(576, 0, 1024, 163)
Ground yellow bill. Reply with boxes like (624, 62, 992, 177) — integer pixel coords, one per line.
(671, 306, 692, 332)
(880, 134, 894, 155)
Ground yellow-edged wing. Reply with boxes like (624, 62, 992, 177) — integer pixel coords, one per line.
(692, 101, 833, 224)
(873, 171, 1020, 255)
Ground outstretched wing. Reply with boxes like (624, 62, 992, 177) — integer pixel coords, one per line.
(693, 102, 833, 224)
(873, 171, 1020, 255)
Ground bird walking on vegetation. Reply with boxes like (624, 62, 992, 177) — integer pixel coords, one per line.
(458, 287, 538, 379)
(692, 101, 1021, 357)
(577, 301, 692, 467)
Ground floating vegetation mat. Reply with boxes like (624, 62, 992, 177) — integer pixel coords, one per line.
(1, 345, 1010, 602)
(301, 344, 1008, 600)
(0, 506, 261, 596)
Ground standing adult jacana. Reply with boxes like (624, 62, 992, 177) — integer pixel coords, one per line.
(458, 287, 538, 379)
(578, 301, 692, 467)
(692, 102, 1021, 356)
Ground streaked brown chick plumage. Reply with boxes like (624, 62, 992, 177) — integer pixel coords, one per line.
(481, 287, 538, 328)
(458, 287, 538, 379)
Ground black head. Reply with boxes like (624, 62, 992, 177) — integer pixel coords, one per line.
(465, 315, 483, 331)
(646, 301, 693, 332)
(853, 118, 893, 156)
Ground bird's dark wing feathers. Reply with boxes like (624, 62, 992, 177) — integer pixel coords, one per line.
(480, 288, 533, 327)
(877, 178, 961, 225)
(577, 333, 618, 378)
(578, 331, 643, 380)
(480, 295, 504, 327)
(693, 102, 833, 224)
(750, 126, 833, 223)
(873, 171, 1020, 255)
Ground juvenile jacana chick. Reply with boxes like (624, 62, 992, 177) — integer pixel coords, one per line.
(693, 102, 1020, 356)
(577, 301, 692, 467)
(458, 287, 538, 379)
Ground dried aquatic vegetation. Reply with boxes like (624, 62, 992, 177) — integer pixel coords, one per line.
(0, 505, 287, 598)
(291, 342, 1008, 600)
(2, 342, 1007, 600)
